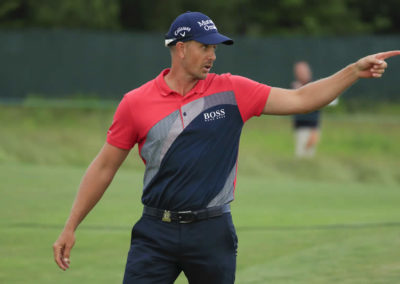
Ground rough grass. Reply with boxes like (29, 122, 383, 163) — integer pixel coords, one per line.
(1, 105, 399, 183)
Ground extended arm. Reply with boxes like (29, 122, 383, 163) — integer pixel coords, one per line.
(263, 51, 400, 115)
(52, 143, 130, 270)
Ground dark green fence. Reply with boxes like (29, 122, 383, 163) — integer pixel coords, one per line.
(1, 29, 399, 102)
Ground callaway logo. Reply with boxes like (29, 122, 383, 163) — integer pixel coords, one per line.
(174, 26, 191, 37)
(197, 19, 218, 31)
(203, 109, 225, 122)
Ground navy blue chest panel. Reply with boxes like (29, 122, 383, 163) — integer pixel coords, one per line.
(140, 91, 243, 211)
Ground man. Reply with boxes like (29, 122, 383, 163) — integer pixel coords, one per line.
(53, 11, 399, 284)
(292, 61, 321, 158)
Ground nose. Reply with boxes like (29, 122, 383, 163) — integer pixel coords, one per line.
(209, 48, 216, 61)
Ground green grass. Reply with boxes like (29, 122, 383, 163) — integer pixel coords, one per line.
(1, 164, 400, 283)
(1, 105, 400, 283)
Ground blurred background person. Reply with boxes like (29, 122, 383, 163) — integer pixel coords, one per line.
(292, 61, 321, 158)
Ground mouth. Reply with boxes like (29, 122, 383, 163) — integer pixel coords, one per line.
(203, 64, 212, 73)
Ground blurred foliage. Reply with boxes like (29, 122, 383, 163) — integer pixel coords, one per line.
(0, 0, 399, 35)
(0, 0, 119, 29)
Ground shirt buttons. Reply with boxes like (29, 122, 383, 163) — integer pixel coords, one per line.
(183, 112, 187, 116)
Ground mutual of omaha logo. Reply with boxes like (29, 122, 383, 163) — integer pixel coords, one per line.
(197, 19, 218, 31)
(203, 108, 225, 122)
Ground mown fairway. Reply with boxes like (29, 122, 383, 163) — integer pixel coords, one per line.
(0, 105, 399, 283)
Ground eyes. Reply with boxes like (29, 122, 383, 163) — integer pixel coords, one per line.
(201, 44, 217, 51)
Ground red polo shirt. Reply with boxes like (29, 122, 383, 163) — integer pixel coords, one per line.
(107, 69, 270, 210)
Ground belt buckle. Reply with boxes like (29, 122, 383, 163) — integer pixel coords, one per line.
(162, 210, 171, 222)
(177, 210, 196, 224)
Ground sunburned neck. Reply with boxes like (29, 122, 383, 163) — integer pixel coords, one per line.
(164, 68, 198, 96)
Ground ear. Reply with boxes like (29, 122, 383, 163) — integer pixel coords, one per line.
(175, 42, 186, 59)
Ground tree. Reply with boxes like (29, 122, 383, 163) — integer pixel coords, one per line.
(0, 0, 119, 29)
(1, 0, 399, 35)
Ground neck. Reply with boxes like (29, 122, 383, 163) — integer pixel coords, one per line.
(164, 66, 199, 96)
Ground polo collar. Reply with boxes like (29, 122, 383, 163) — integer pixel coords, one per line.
(156, 68, 211, 97)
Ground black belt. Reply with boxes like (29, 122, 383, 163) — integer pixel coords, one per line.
(143, 204, 231, 224)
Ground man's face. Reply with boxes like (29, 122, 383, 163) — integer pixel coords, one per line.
(294, 62, 312, 84)
(181, 41, 217, 80)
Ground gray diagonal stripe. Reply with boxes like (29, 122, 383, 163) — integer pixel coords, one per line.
(207, 162, 237, 207)
(141, 110, 181, 188)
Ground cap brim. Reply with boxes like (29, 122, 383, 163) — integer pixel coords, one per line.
(194, 32, 234, 45)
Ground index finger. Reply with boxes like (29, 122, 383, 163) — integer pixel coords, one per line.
(376, 50, 400, 60)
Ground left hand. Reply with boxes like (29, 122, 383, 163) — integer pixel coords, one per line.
(355, 50, 400, 78)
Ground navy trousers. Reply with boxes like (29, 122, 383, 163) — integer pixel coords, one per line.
(123, 212, 238, 283)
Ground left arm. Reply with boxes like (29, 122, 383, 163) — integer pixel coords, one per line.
(263, 51, 400, 115)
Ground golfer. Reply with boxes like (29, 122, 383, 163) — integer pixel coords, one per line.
(53, 11, 400, 284)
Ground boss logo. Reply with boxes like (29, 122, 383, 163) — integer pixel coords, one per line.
(203, 108, 225, 122)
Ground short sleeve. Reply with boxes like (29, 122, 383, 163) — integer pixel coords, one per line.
(230, 75, 271, 122)
(106, 95, 137, 150)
